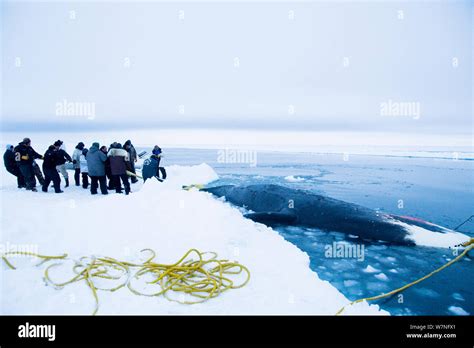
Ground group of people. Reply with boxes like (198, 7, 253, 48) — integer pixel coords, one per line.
(3, 137, 166, 195)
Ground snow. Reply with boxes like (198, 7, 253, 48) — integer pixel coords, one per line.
(392, 220, 470, 248)
(374, 273, 388, 281)
(284, 175, 305, 182)
(448, 306, 469, 316)
(363, 265, 380, 273)
(164, 163, 219, 188)
(0, 160, 386, 315)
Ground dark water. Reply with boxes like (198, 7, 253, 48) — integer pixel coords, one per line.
(149, 147, 474, 315)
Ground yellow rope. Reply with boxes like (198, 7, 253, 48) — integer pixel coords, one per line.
(336, 238, 474, 315)
(4, 238, 470, 315)
(182, 184, 205, 191)
(1, 249, 250, 315)
(2, 251, 68, 270)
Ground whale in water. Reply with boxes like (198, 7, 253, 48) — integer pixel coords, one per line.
(201, 184, 470, 247)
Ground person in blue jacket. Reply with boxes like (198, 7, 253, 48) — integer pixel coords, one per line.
(142, 146, 167, 182)
(86, 142, 108, 195)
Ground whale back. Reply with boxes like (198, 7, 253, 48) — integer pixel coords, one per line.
(203, 184, 414, 244)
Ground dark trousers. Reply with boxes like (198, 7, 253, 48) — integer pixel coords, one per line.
(18, 164, 36, 190)
(113, 174, 130, 194)
(82, 173, 89, 188)
(105, 170, 114, 189)
(129, 161, 138, 183)
(7, 167, 26, 188)
(42, 167, 61, 193)
(74, 168, 81, 186)
(32, 162, 45, 186)
(159, 167, 167, 180)
(90, 175, 108, 195)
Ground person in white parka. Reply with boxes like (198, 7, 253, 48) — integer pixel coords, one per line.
(72, 142, 85, 186)
(79, 148, 89, 189)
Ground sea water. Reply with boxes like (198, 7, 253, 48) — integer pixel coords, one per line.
(158, 148, 473, 315)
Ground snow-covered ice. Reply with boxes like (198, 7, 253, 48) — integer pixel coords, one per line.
(374, 273, 388, 281)
(0, 161, 386, 315)
(363, 265, 380, 273)
(392, 220, 470, 248)
(448, 306, 469, 316)
(284, 175, 305, 182)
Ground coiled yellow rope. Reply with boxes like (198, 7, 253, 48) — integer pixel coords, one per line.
(4, 239, 471, 315)
(336, 238, 474, 315)
(1, 248, 250, 315)
(1, 251, 68, 270)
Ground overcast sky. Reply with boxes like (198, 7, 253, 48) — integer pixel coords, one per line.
(1, 0, 472, 134)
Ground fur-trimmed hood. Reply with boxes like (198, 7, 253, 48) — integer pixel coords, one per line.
(107, 148, 129, 160)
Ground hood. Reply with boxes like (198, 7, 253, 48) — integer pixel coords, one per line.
(108, 148, 128, 157)
(89, 145, 100, 154)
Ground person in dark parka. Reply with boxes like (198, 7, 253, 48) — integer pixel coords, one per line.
(86, 142, 108, 195)
(107, 143, 131, 194)
(123, 140, 138, 184)
(3, 144, 25, 188)
(54, 140, 72, 187)
(42, 145, 63, 193)
(102, 145, 115, 190)
(13, 138, 43, 191)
